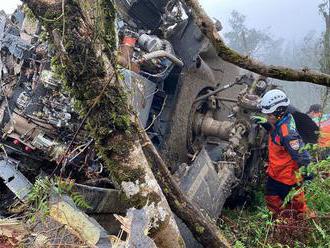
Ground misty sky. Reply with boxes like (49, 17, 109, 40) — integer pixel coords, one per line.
(200, 0, 324, 41)
(2, 0, 324, 40)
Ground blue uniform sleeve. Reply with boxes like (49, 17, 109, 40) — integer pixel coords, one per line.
(261, 122, 272, 132)
(280, 126, 311, 167)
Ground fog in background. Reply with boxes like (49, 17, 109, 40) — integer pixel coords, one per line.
(200, 0, 323, 41)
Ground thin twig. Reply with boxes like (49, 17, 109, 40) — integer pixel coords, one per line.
(62, 0, 65, 42)
(262, 215, 273, 247)
(143, 95, 167, 132)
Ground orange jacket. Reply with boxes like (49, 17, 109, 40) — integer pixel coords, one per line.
(267, 114, 311, 185)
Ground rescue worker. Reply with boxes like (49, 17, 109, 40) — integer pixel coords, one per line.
(307, 104, 330, 148)
(253, 89, 311, 216)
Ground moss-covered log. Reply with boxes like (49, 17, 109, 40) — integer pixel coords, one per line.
(22, 0, 183, 247)
(184, 0, 330, 86)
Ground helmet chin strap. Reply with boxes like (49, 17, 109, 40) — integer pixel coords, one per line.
(273, 106, 288, 119)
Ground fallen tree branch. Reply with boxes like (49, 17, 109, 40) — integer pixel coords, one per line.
(140, 131, 231, 248)
(183, 0, 330, 86)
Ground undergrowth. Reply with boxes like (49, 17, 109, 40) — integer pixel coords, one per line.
(28, 176, 91, 222)
(220, 152, 330, 248)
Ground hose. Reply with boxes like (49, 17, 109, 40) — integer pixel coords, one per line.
(140, 50, 184, 67)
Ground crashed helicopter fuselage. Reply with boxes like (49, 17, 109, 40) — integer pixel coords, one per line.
(0, 1, 268, 244)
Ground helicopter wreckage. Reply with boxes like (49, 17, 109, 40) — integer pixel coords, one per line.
(0, 1, 272, 246)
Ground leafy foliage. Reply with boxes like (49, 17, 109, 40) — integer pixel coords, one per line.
(221, 153, 330, 248)
(27, 177, 52, 221)
(28, 177, 91, 221)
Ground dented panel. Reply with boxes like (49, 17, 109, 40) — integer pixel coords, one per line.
(0, 158, 32, 201)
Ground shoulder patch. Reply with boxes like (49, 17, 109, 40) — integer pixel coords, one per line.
(289, 117, 296, 130)
(289, 139, 300, 150)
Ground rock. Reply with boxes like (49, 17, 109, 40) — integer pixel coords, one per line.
(126, 207, 157, 248)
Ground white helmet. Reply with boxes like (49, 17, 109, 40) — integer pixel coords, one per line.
(259, 89, 290, 114)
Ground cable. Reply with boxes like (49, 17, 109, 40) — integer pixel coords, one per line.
(143, 95, 168, 132)
(140, 64, 172, 78)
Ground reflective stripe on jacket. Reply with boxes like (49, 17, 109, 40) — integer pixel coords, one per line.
(267, 113, 311, 185)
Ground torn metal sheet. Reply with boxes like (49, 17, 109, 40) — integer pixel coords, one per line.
(0, 11, 32, 60)
(179, 148, 236, 219)
(75, 183, 129, 214)
(122, 69, 157, 128)
(0, 158, 32, 201)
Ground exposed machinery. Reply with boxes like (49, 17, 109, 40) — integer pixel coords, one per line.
(0, 2, 269, 242)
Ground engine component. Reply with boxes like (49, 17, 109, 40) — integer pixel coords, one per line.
(31, 133, 56, 150)
(255, 79, 268, 95)
(237, 93, 260, 111)
(200, 116, 232, 140)
(223, 123, 247, 159)
(138, 34, 164, 53)
(135, 33, 182, 80)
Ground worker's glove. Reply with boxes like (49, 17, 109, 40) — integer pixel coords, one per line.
(251, 115, 272, 131)
(251, 115, 267, 124)
(303, 173, 314, 182)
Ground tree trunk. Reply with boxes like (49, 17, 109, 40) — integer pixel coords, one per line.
(320, 0, 330, 74)
(22, 0, 183, 247)
(183, 0, 330, 86)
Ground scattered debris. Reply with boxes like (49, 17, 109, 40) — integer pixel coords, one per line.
(0, 158, 32, 201)
(49, 195, 112, 247)
(0, 218, 28, 242)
